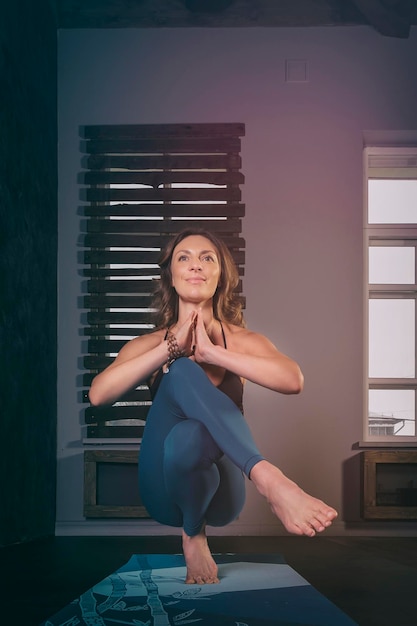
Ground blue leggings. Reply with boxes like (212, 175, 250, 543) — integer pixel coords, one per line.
(138, 358, 264, 536)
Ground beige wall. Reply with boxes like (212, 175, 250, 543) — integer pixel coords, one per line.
(57, 25, 417, 536)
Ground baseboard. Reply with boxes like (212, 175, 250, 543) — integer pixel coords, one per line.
(55, 519, 417, 537)
(55, 520, 282, 536)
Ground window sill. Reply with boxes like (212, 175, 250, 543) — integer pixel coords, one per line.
(355, 441, 417, 449)
(83, 438, 141, 446)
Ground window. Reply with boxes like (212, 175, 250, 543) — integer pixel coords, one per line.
(80, 123, 246, 441)
(364, 147, 417, 442)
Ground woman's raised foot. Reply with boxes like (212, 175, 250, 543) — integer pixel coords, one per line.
(250, 460, 338, 537)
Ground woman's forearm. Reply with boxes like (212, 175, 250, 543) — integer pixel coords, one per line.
(88, 336, 168, 406)
(209, 344, 304, 394)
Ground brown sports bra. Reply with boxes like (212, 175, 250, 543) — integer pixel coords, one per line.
(148, 321, 244, 412)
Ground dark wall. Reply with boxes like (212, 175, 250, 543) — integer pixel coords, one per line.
(0, 1, 57, 546)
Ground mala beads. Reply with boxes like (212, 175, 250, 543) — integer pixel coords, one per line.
(165, 330, 185, 371)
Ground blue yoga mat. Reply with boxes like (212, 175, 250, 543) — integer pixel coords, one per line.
(40, 553, 357, 625)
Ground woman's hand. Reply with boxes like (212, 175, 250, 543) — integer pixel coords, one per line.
(192, 310, 217, 364)
(173, 311, 197, 357)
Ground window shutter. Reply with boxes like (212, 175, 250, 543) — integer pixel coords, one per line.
(81, 123, 246, 440)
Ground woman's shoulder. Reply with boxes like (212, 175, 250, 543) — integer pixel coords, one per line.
(223, 322, 275, 351)
(222, 322, 260, 344)
(223, 322, 246, 333)
(223, 322, 256, 337)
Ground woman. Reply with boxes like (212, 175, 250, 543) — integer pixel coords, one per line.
(89, 228, 337, 585)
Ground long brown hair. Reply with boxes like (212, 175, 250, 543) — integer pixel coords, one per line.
(151, 228, 245, 329)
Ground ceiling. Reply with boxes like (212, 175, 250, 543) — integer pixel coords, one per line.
(54, 0, 417, 38)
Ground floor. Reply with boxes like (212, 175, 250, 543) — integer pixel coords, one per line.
(2, 535, 417, 626)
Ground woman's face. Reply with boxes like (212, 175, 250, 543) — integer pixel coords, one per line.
(170, 235, 221, 304)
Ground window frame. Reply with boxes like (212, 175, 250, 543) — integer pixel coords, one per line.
(363, 146, 417, 444)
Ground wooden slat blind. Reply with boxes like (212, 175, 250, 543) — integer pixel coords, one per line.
(81, 123, 245, 439)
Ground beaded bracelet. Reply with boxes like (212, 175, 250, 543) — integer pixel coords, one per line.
(165, 330, 185, 371)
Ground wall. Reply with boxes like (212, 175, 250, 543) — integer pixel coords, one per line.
(57, 25, 417, 536)
(0, 0, 57, 546)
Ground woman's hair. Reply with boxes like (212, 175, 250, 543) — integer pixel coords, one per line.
(151, 228, 245, 329)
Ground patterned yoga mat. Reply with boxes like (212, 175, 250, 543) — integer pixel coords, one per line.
(40, 553, 357, 625)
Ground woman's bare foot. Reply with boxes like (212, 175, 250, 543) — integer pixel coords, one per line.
(250, 460, 338, 537)
(182, 527, 219, 584)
